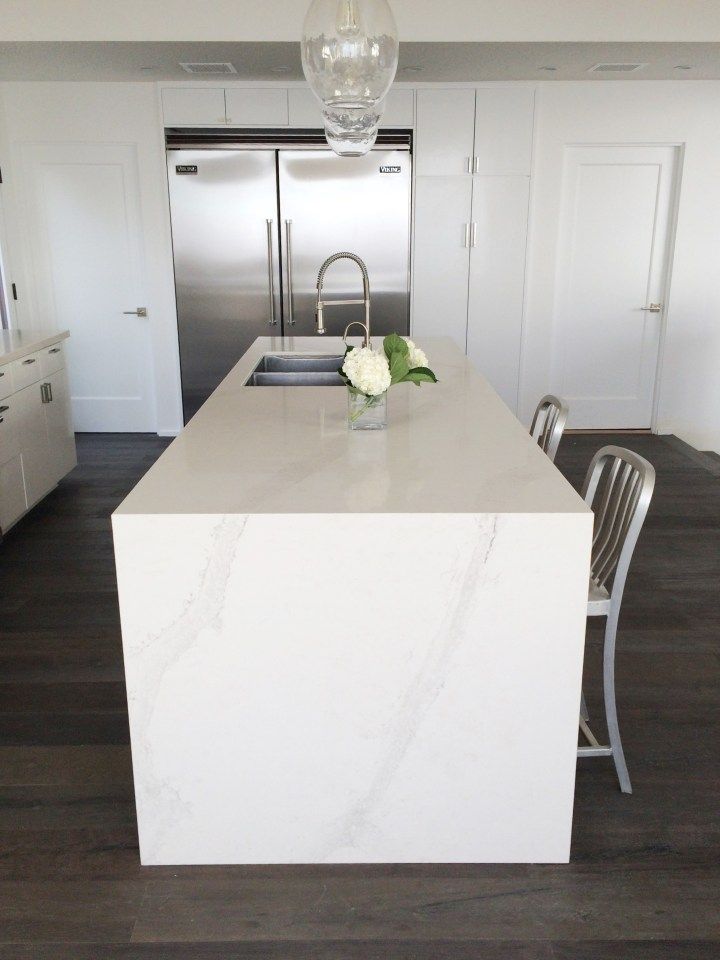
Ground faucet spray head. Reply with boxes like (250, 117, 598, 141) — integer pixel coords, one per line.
(316, 302, 326, 335)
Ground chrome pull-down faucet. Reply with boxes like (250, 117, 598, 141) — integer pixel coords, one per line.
(315, 252, 371, 348)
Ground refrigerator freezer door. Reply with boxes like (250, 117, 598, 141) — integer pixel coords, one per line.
(167, 150, 280, 422)
(277, 150, 411, 340)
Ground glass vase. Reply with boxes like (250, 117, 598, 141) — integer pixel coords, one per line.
(347, 388, 387, 430)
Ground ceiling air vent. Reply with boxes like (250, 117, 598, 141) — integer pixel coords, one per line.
(180, 62, 238, 76)
(588, 62, 647, 74)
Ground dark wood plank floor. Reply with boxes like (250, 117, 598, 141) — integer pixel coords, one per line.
(0, 432, 718, 958)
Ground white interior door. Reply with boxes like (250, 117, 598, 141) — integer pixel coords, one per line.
(554, 145, 678, 428)
(20, 143, 155, 431)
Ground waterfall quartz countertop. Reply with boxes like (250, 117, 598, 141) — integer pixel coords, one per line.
(115, 336, 588, 517)
(112, 336, 593, 866)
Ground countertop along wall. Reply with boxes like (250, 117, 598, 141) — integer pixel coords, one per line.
(0, 78, 719, 450)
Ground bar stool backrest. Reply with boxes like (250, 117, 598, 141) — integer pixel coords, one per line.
(530, 395, 568, 462)
(582, 445, 656, 604)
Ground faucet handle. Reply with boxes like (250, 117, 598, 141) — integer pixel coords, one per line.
(343, 321, 371, 350)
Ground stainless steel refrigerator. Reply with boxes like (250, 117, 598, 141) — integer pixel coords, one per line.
(166, 136, 412, 422)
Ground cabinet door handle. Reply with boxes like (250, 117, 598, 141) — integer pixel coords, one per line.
(463, 223, 471, 248)
(22, 358, 37, 365)
(471, 222, 478, 248)
(464, 156, 472, 174)
(473, 156, 481, 174)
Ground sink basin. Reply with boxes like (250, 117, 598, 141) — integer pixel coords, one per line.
(247, 354, 345, 386)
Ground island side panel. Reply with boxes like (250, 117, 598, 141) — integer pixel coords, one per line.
(112, 510, 591, 865)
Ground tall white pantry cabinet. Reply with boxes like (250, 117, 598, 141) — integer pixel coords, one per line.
(412, 87, 534, 412)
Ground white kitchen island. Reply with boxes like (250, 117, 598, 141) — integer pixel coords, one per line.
(112, 336, 592, 865)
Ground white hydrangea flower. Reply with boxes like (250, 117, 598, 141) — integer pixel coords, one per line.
(342, 347, 392, 397)
(404, 337, 428, 369)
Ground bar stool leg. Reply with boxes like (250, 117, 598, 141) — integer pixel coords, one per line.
(580, 689, 590, 721)
(603, 609, 632, 794)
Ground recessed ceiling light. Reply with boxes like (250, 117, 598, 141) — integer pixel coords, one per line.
(674, 64, 692, 70)
(401, 66, 422, 73)
(539, 66, 557, 72)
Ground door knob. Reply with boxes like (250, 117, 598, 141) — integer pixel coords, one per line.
(123, 307, 148, 317)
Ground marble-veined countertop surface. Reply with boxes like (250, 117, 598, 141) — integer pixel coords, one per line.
(115, 336, 589, 517)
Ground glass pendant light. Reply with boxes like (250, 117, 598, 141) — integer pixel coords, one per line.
(301, 0, 399, 156)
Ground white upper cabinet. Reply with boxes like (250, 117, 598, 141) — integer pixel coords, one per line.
(161, 87, 227, 126)
(224, 89, 289, 126)
(473, 88, 535, 175)
(412, 176, 473, 350)
(415, 89, 476, 176)
(287, 87, 414, 128)
(161, 88, 290, 127)
(466, 176, 530, 412)
(380, 89, 415, 127)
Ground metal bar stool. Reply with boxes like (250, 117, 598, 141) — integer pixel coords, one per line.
(577, 445, 656, 793)
(530, 395, 569, 462)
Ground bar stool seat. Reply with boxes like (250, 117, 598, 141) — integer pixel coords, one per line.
(587, 580, 611, 615)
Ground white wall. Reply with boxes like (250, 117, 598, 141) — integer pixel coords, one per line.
(1, 0, 720, 42)
(0, 81, 183, 434)
(521, 81, 720, 452)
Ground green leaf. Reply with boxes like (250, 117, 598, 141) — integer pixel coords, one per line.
(389, 352, 410, 385)
(383, 334, 408, 361)
(399, 366, 438, 386)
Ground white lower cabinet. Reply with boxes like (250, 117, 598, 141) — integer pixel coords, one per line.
(0, 338, 77, 533)
(0, 456, 26, 531)
(13, 378, 55, 508)
(45, 367, 78, 483)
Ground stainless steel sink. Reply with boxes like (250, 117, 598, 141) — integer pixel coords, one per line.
(246, 354, 345, 386)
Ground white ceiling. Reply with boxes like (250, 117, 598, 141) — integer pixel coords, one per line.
(0, 41, 719, 82)
(2, 0, 720, 43)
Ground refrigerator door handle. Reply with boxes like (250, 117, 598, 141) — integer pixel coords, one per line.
(285, 219, 295, 326)
(266, 219, 277, 326)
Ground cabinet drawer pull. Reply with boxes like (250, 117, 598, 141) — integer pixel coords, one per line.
(0, 405, 8, 413)
(22, 358, 37, 365)
(0, 370, 5, 376)
(48, 347, 61, 354)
